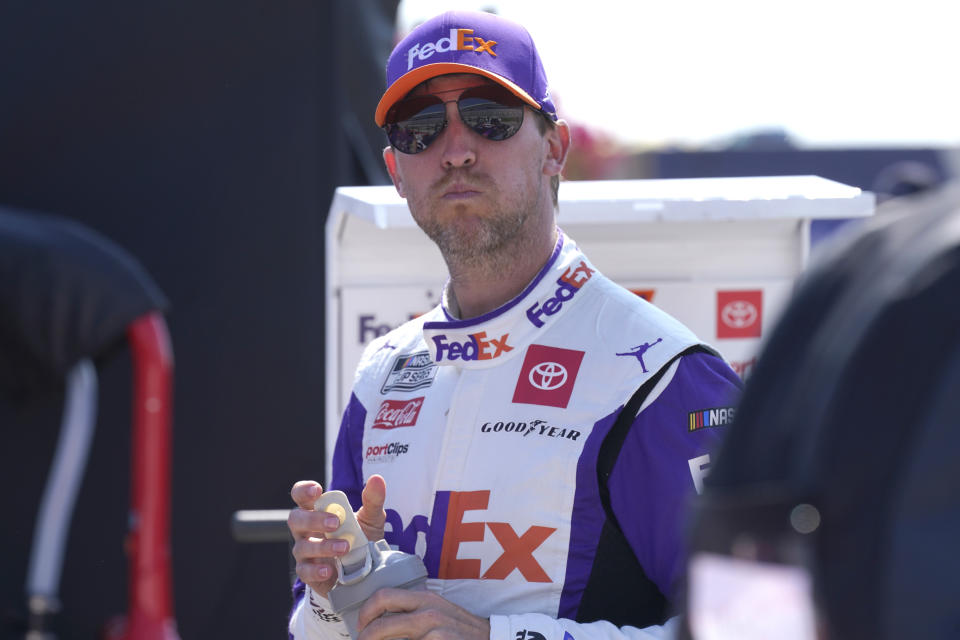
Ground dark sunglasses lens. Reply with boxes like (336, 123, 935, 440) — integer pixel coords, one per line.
(457, 86, 525, 141)
(385, 96, 446, 154)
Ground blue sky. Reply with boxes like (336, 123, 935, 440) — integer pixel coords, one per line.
(398, 0, 960, 149)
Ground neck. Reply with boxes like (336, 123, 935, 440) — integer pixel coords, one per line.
(445, 223, 558, 319)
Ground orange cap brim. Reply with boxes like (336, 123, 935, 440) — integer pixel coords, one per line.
(374, 62, 542, 127)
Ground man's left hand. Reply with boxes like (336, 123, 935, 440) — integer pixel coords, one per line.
(356, 588, 490, 640)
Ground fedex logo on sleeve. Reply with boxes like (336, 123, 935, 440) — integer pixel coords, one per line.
(385, 490, 556, 582)
(407, 29, 498, 70)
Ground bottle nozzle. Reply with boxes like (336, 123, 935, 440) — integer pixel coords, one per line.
(314, 490, 371, 579)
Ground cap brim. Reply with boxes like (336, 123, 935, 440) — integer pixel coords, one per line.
(375, 62, 542, 127)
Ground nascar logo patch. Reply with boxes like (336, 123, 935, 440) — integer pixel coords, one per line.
(689, 406, 736, 431)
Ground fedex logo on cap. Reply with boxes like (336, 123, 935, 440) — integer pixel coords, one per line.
(407, 29, 498, 70)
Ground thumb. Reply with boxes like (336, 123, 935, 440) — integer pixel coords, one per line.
(357, 474, 386, 539)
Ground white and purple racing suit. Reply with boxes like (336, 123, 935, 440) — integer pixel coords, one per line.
(290, 230, 742, 640)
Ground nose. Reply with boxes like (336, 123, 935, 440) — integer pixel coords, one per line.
(438, 101, 476, 169)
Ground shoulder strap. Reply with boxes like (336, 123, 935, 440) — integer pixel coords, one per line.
(575, 345, 715, 627)
(597, 345, 714, 530)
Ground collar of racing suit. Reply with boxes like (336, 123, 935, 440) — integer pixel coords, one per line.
(422, 229, 598, 369)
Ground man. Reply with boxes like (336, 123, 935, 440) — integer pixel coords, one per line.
(288, 10, 741, 640)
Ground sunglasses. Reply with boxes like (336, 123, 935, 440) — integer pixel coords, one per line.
(384, 84, 527, 155)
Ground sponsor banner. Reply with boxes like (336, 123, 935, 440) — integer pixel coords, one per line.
(340, 284, 442, 409)
(613, 281, 789, 381)
(716, 290, 763, 339)
(512, 344, 585, 409)
(372, 397, 424, 429)
(729, 356, 757, 380)
(629, 288, 656, 302)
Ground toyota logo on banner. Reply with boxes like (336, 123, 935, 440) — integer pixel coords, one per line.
(716, 290, 763, 339)
(513, 345, 585, 408)
(721, 301, 758, 329)
(529, 362, 568, 390)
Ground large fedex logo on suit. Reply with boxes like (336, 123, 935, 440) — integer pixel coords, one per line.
(385, 490, 556, 583)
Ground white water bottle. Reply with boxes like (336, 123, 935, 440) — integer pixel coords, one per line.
(314, 490, 428, 639)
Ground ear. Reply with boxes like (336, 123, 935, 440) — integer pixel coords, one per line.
(542, 119, 571, 178)
(383, 146, 406, 197)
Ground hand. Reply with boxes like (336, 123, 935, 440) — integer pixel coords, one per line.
(288, 475, 387, 597)
(356, 588, 490, 640)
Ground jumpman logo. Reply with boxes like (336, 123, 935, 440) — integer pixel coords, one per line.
(616, 338, 663, 373)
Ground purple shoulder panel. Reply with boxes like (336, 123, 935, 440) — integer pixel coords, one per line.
(609, 352, 742, 599)
(558, 407, 620, 618)
(330, 392, 367, 510)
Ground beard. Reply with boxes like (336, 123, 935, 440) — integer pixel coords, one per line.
(421, 205, 526, 263)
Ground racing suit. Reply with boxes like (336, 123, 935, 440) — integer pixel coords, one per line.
(290, 230, 742, 640)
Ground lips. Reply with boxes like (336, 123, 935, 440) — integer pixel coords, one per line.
(442, 183, 481, 199)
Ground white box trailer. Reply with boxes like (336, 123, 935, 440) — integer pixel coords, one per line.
(324, 175, 875, 483)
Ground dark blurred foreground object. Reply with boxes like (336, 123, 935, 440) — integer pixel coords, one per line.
(681, 182, 960, 640)
(0, 207, 177, 639)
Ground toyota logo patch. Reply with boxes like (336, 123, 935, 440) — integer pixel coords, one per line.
(529, 362, 568, 391)
(513, 345, 585, 408)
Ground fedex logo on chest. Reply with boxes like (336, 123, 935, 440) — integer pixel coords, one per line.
(385, 490, 556, 583)
(407, 29, 498, 70)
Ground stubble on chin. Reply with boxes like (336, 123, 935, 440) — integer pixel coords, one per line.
(425, 208, 526, 266)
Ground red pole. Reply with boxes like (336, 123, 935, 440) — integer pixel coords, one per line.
(107, 312, 180, 640)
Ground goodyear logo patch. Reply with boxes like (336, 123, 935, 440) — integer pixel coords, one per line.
(689, 406, 736, 431)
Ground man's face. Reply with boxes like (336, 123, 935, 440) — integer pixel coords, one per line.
(383, 74, 564, 264)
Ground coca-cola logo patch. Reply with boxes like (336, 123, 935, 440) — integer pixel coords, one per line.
(716, 290, 763, 339)
(372, 397, 424, 429)
(512, 344, 585, 409)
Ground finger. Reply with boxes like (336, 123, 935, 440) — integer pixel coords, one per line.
(358, 594, 490, 640)
(362, 474, 387, 511)
(292, 534, 354, 562)
(358, 475, 387, 537)
(287, 505, 346, 539)
(291, 480, 323, 509)
(356, 588, 430, 631)
(295, 556, 337, 586)
(359, 606, 472, 640)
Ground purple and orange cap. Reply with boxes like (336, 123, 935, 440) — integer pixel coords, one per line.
(374, 10, 558, 127)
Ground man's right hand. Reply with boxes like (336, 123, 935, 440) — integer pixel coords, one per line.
(288, 475, 387, 597)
